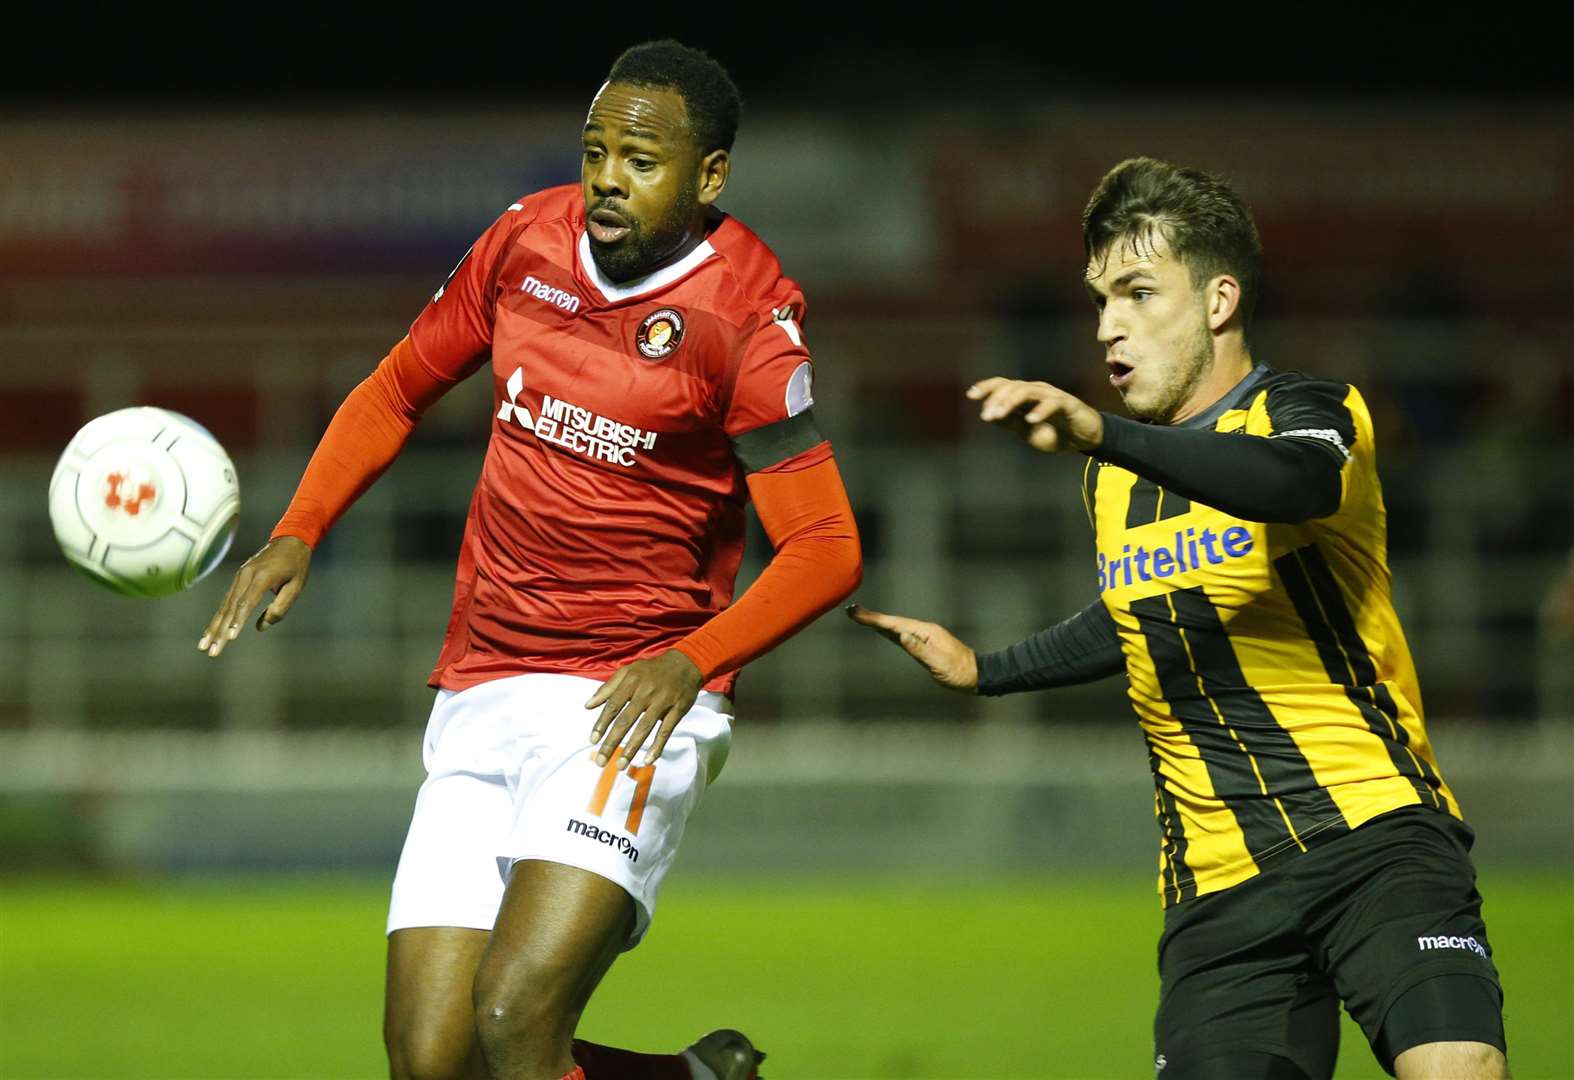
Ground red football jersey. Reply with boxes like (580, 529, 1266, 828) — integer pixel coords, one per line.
(408, 185, 823, 696)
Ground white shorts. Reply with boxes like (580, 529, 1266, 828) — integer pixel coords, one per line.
(386, 672, 732, 948)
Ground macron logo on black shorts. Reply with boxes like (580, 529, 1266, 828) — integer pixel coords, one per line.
(1417, 934, 1487, 958)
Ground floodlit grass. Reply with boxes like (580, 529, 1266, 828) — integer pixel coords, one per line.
(0, 873, 1566, 1079)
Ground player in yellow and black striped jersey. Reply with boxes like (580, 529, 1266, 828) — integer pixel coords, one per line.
(1082, 363, 1458, 906)
(850, 158, 1508, 1080)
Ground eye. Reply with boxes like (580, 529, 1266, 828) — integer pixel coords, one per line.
(582, 147, 604, 163)
(1132, 289, 1154, 302)
(630, 157, 657, 172)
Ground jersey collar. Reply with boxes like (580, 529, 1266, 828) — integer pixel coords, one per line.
(576, 230, 717, 304)
(1176, 363, 1274, 429)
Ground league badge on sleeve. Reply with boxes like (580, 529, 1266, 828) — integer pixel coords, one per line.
(636, 308, 685, 360)
(785, 361, 814, 417)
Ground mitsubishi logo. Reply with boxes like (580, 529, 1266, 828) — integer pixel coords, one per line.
(496, 367, 536, 430)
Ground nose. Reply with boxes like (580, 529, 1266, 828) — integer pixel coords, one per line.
(589, 157, 627, 200)
(1097, 303, 1125, 349)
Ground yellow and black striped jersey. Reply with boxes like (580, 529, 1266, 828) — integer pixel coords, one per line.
(1083, 366, 1458, 906)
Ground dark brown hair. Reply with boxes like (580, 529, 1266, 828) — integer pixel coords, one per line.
(1083, 157, 1264, 334)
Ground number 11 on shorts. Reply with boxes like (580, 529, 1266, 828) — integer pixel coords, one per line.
(587, 760, 656, 834)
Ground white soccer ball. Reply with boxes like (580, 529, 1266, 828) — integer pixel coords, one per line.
(48, 407, 240, 598)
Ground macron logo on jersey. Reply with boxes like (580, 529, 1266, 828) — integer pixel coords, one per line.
(520, 275, 581, 314)
(497, 366, 658, 468)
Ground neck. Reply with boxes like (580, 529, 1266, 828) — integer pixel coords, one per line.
(608, 208, 717, 284)
(642, 227, 707, 278)
(1168, 338, 1254, 425)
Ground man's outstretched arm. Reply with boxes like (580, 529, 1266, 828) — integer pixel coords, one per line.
(975, 600, 1125, 695)
(198, 336, 463, 656)
(968, 376, 1348, 524)
(270, 336, 457, 548)
(200, 201, 521, 656)
(847, 598, 1124, 695)
(1095, 413, 1342, 524)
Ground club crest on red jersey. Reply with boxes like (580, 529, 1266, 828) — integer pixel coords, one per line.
(636, 308, 685, 360)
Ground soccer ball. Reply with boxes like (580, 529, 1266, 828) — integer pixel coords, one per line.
(48, 407, 240, 598)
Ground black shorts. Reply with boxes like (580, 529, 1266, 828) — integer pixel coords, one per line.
(1153, 806, 1505, 1079)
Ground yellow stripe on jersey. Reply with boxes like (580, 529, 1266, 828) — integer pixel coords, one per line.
(1092, 370, 1458, 905)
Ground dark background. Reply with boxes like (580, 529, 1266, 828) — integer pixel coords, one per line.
(12, 6, 1570, 108)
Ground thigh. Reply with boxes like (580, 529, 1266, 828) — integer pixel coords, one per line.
(501, 688, 732, 948)
(472, 859, 634, 1024)
(1392, 1036, 1507, 1080)
(1383, 977, 1507, 1078)
(1155, 873, 1340, 1080)
(385, 927, 490, 1080)
(1307, 809, 1504, 1071)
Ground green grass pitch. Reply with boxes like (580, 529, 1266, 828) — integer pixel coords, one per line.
(1, 873, 1567, 1078)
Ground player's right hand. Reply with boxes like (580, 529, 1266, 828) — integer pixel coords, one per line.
(966, 377, 1104, 453)
(845, 603, 978, 693)
(198, 535, 312, 657)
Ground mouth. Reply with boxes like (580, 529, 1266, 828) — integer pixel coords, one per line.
(1107, 357, 1136, 389)
(588, 207, 632, 244)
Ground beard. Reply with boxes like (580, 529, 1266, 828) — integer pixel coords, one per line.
(1124, 308, 1216, 423)
(587, 181, 700, 284)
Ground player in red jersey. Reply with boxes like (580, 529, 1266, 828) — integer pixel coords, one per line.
(198, 40, 860, 1080)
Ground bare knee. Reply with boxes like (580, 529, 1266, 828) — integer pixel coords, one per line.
(471, 861, 634, 1072)
(472, 966, 577, 1066)
(1394, 1041, 1508, 1080)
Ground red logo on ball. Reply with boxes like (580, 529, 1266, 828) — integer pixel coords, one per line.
(105, 472, 156, 516)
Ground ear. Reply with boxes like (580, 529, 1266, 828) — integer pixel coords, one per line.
(696, 149, 730, 207)
(1207, 274, 1243, 332)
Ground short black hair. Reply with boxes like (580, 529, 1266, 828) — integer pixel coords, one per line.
(1083, 157, 1264, 334)
(606, 40, 742, 155)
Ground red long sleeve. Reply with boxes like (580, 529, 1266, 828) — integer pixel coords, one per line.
(271, 336, 455, 548)
(673, 448, 862, 680)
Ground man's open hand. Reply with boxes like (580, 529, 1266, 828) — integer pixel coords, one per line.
(966, 377, 1104, 453)
(587, 649, 705, 769)
(846, 603, 978, 693)
(198, 535, 312, 657)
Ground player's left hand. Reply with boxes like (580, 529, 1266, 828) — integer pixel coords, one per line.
(586, 649, 705, 769)
(846, 603, 978, 693)
(966, 377, 1104, 453)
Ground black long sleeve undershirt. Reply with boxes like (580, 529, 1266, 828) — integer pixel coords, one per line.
(1095, 412, 1345, 524)
(976, 600, 1125, 696)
